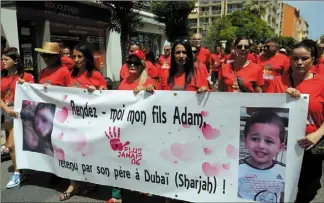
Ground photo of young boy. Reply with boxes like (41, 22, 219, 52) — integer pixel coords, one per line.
(238, 108, 288, 203)
(20, 100, 56, 157)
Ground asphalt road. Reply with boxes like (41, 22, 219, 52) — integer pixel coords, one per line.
(1, 159, 323, 203)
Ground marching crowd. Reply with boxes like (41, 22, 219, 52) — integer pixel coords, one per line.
(1, 32, 324, 203)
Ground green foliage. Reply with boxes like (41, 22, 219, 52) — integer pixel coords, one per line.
(206, 10, 274, 49)
(273, 36, 297, 50)
(243, 1, 270, 17)
(102, 1, 144, 63)
(320, 34, 324, 43)
(150, 1, 196, 42)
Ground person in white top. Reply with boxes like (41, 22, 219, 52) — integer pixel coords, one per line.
(238, 109, 286, 203)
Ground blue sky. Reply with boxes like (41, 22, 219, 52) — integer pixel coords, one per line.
(285, 1, 324, 40)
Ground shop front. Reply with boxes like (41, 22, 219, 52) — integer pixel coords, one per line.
(1, 1, 111, 81)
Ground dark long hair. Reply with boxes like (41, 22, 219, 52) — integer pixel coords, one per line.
(1, 47, 25, 78)
(168, 39, 194, 87)
(71, 43, 97, 78)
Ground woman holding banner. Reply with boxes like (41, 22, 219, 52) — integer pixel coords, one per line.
(267, 39, 324, 203)
(217, 37, 264, 93)
(107, 49, 157, 203)
(60, 43, 107, 201)
(161, 39, 209, 92)
(1, 47, 34, 188)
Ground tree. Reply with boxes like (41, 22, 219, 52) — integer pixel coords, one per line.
(206, 10, 274, 50)
(150, 1, 196, 42)
(243, 0, 270, 18)
(102, 1, 144, 63)
(273, 36, 297, 53)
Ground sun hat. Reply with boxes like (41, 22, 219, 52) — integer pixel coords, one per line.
(35, 42, 60, 54)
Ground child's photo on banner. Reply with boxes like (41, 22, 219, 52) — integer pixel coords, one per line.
(238, 107, 289, 203)
(20, 100, 56, 157)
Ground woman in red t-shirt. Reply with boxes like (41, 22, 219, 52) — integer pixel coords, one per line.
(68, 43, 107, 91)
(218, 37, 263, 93)
(107, 50, 156, 203)
(267, 40, 324, 203)
(35, 42, 71, 87)
(60, 44, 107, 201)
(1, 48, 34, 189)
(161, 39, 208, 92)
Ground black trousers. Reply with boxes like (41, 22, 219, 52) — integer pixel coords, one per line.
(295, 151, 323, 203)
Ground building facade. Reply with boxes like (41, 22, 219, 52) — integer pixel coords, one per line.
(188, 0, 283, 37)
(281, 3, 308, 41)
(1, 1, 165, 82)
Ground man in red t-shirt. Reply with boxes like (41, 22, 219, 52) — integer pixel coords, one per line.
(191, 33, 212, 72)
(158, 45, 171, 69)
(258, 39, 290, 91)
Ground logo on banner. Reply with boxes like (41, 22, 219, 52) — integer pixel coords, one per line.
(105, 126, 142, 165)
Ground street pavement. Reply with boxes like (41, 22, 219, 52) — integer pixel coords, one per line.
(1, 159, 324, 202)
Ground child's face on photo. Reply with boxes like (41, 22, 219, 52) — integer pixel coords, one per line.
(34, 108, 54, 137)
(244, 123, 285, 166)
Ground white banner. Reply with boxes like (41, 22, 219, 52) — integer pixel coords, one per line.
(14, 83, 308, 203)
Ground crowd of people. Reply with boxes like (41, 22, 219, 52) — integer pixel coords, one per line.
(1, 32, 324, 203)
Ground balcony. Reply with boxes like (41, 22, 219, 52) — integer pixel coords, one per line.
(199, 11, 210, 17)
(211, 11, 221, 16)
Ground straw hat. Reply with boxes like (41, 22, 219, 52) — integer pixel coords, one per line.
(35, 42, 60, 54)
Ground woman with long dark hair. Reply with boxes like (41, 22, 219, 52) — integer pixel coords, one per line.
(267, 39, 324, 203)
(60, 43, 107, 201)
(217, 37, 263, 93)
(68, 43, 107, 91)
(161, 39, 208, 92)
(1, 47, 34, 188)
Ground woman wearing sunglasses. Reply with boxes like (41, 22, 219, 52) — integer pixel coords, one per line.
(217, 37, 263, 93)
(107, 50, 156, 203)
(34, 42, 71, 87)
(120, 42, 159, 82)
(267, 40, 324, 203)
(161, 39, 208, 93)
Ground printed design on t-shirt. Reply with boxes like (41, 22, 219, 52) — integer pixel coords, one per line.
(263, 64, 275, 80)
(254, 190, 278, 203)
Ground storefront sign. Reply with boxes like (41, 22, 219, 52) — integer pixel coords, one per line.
(16, 1, 111, 22)
(14, 84, 308, 202)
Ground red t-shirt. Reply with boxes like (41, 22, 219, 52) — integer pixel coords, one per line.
(211, 53, 223, 72)
(218, 62, 263, 92)
(1, 72, 34, 105)
(310, 63, 324, 76)
(118, 76, 156, 90)
(161, 69, 208, 91)
(158, 55, 171, 69)
(259, 53, 290, 92)
(224, 53, 257, 64)
(194, 61, 209, 81)
(69, 70, 107, 89)
(61, 56, 75, 71)
(39, 66, 71, 87)
(267, 74, 324, 134)
(319, 56, 324, 65)
(120, 61, 159, 80)
(197, 47, 211, 67)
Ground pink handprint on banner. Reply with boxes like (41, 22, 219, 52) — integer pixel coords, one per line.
(105, 126, 130, 151)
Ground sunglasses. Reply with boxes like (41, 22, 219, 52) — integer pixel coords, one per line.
(175, 50, 187, 54)
(192, 50, 198, 54)
(126, 59, 142, 67)
(236, 45, 250, 50)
